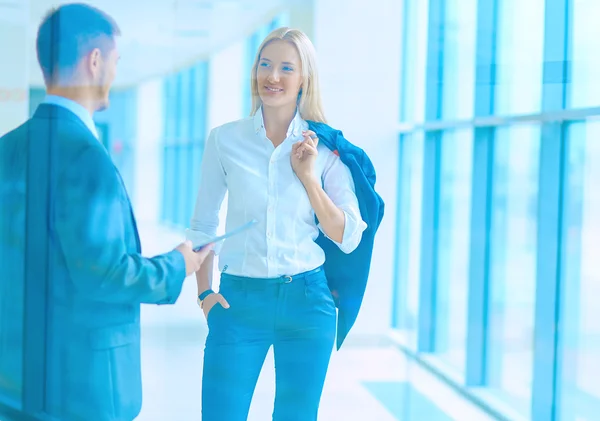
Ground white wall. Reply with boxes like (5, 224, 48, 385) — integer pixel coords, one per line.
(0, 0, 30, 136)
(312, 0, 403, 336)
(207, 40, 245, 129)
(205, 39, 246, 240)
(285, 0, 314, 39)
(134, 78, 164, 223)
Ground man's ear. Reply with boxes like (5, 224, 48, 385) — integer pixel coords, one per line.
(88, 48, 102, 77)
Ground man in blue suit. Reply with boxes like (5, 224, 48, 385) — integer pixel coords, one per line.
(0, 3, 212, 420)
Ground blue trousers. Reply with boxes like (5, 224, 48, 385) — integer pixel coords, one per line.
(201, 267, 337, 421)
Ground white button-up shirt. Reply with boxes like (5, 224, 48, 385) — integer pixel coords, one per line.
(186, 109, 367, 278)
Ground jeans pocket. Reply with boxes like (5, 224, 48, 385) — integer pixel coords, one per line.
(304, 277, 335, 308)
(206, 302, 223, 325)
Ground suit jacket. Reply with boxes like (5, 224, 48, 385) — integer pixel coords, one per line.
(307, 121, 385, 349)
(0, 104, 187, 420)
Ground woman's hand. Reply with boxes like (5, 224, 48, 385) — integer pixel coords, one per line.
(291, 130, 319, 185)
(202, 293, 230, 320)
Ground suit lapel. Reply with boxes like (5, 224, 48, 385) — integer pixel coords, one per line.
(112, 166, 142, 254)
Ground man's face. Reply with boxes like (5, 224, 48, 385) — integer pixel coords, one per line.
(94, 43, 119, 112)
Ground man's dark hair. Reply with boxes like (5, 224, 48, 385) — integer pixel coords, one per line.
(36, 3, 121, 85)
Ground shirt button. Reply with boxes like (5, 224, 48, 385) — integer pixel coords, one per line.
(267, 232, 272, 238)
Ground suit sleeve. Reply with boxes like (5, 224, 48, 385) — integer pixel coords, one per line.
(54, 145, 187, 304)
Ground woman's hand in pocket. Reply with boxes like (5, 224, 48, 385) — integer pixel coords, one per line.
(202, 293, 230, 320)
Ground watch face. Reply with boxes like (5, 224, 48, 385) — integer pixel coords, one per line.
(197, 297, 202, 308)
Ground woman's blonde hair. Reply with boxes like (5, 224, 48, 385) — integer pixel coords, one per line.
(250, 27, 327, 123)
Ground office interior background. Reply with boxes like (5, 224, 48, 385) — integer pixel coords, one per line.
(0, 0, 598, 420)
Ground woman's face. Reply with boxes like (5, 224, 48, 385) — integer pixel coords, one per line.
(256, 40, 303, 110)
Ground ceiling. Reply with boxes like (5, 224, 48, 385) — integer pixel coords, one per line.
(27, 0, 286, 87)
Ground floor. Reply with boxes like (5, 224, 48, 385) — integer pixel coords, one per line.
(134, 223, 499, 421)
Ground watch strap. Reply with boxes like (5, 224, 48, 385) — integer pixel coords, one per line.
(198, 289, 215, 301)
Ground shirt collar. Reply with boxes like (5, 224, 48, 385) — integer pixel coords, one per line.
(42, 95, 99, 139)
(253, 106, 307, 139)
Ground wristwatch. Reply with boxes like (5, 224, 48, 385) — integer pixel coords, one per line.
(197, 289, 215, 308)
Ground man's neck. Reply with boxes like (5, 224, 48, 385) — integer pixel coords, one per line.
(46, 87, 96, 116)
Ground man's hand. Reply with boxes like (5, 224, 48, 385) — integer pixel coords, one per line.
(201, 293, 230, 319)
(175, 240, 214, 276)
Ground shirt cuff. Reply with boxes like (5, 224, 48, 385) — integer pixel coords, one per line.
(319, 209, 368, 254)
(185, 228, 224, 255)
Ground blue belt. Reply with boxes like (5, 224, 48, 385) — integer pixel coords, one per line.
(221, 266, 323, 285)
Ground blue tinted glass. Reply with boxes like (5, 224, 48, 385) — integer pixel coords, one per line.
(569, 1, 600, 107)
(441, 0, 477, 119)
(434, 129, 473, 373)
(400, 0, 429, 123)
(487, 125, 540, 417)
(395, 132, 425, 348)
(177, 145, 189, 226)
(559, 121, 600, 421)
(163, 147, 177, 224)
(179, 70, 192, 141)
(494, 0, 545, 114)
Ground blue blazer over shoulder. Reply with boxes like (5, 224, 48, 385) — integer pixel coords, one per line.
(307, 121, 385, 349)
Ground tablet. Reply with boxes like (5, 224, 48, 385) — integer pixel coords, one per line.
(193, 219, 258, 252)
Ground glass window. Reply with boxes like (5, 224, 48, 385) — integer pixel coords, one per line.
(164, 76, 177, 143)
(190, 143, 204, 216)
(394, 135, 411, 330)
(394, 132, 425, 348)
(434, 129, 473, 373)
(494, 0, 545, 115)
(189, 62, 208, 225)
(163, 75, 178, 225)
(559, 121, 600, 421)
(171, 74, 182, 143)
(441, 0, 477, 119)
(192, 62, 208, 141)
(177, 70, 191, 227)
(179, 70, 192, 141)
(176, 145, 189, 226)
(163, 146, 177, 224)
(569, 0, 600, 108)
(269, 13, 289, 30)
(400, 0, 429, 123)
(487, 125, 540, 417)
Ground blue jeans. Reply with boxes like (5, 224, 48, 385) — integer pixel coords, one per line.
(201, 267, 337, 421)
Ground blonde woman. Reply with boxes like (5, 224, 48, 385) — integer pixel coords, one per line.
(187, 27, 367, 420)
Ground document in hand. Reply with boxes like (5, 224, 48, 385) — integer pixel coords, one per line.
(193, 219, 258, 252)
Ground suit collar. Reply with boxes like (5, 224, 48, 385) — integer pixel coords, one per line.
(33, 103, 97, 140)
(41, 95, 99, 139)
